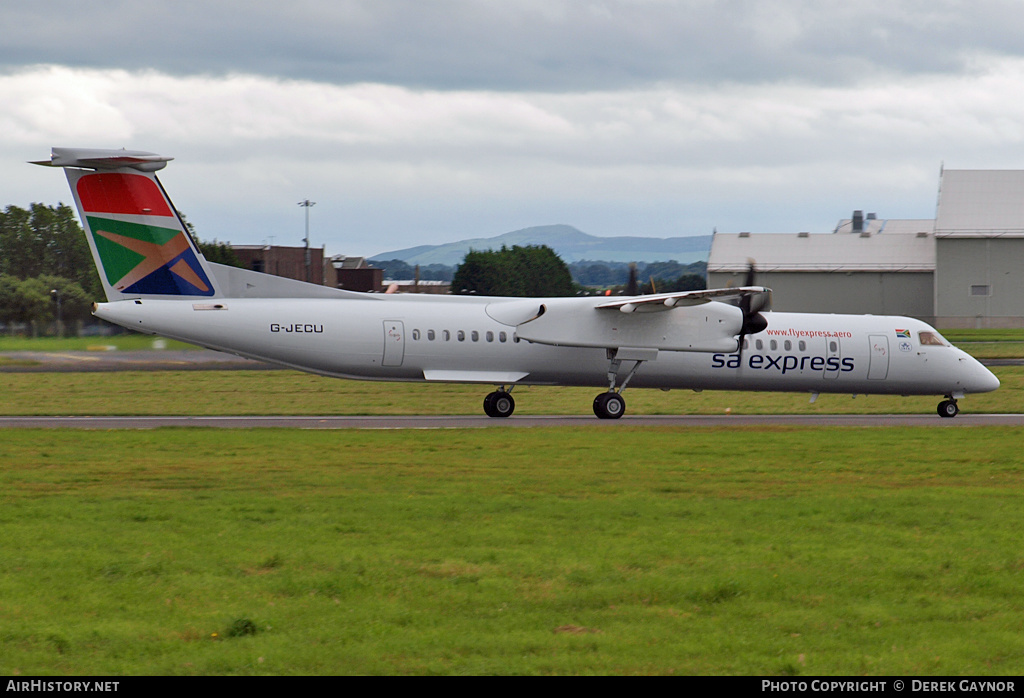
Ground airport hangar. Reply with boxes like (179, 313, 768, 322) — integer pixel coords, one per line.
(707, 169, 1024, 329)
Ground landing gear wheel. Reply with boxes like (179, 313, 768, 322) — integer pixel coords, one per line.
(593, 392, 626, 420)
(483, 391, 515, 418)
(937, 399, 959, 419)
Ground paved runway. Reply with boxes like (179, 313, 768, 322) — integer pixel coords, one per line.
(0, 349, 274, 372)
(2, 414, 1022, 429)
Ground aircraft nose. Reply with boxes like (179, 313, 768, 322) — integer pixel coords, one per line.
(963, 357, 1000, 394)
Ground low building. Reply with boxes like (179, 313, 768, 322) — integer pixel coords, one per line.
(232, 244, 325, 285)
(708, 168, 1024, 328)
(229, 247, 385, 292)
(708, 218, 935, 322)
(325, 255, 384, 293)
(382, 279, 452, 294)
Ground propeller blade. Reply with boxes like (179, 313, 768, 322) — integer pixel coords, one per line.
(737, 260, 769, 352)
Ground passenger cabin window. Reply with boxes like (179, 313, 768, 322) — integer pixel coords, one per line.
(919, 331, 947, 347)
(443, 330, 451, 341)
(486, 331, 494, 342)
(412, 329, 421, 340)
(798, 340, 806, 352)
(499, 332, 508, 343)
(427, 330, 435, 341)
(457, 330, 465, 342)
(471, 331, 479, 342)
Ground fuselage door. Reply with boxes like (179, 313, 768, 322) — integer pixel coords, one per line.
(867, 334, 889, 380)
(383, 321, 405, 367)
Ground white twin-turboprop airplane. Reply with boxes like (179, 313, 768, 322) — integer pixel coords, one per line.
(36, 147, 999, 419)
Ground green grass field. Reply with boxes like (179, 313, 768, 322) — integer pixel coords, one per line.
(1, 336, 1021, 675)
(1, 426, 1023, 675)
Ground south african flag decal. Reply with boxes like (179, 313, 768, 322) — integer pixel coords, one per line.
(77, 172, 214, 296)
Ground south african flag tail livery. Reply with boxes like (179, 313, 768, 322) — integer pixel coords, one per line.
(35, 148, 217, 300)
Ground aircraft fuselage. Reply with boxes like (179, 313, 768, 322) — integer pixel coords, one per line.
(35, 146, 999, 419)
(94, 296, 999, 399)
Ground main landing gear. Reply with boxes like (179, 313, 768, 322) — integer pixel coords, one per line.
(937, 397, 960, 419)
(483, 387, 515, 418)
(593, 348, 653, 420)
(593, 392, 625, 419)
(481, 349, 652, 420)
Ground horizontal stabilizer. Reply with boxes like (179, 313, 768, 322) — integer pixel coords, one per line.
(32, 147, 173, 172)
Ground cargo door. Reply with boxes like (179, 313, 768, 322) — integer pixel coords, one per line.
(382, 320, 405, 367)
(867, 334, 889, 380)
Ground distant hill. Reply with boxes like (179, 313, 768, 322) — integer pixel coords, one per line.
(370, 225, 712, 266)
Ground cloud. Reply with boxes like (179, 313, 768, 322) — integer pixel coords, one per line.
(7, 49, 1024, 254)
(5, 1, 1024, 90)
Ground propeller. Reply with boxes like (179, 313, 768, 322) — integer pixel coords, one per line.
(625, 262, 638, 296)
(737, 260, 770, 355)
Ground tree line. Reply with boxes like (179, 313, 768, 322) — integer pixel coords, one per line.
(0, 204, 99, 335)
(451, 245, 575, 296)
(375, 256, 708, 292)
(448, 246, 707, 297)
(0, 203, 241, 336)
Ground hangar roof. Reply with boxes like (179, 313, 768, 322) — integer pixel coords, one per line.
(708, 228, 935, 273)
(936, 170, 1024, 236)
(832, 218, 934, 235)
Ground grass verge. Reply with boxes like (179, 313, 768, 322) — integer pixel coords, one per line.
(0, 426, 1022, 675)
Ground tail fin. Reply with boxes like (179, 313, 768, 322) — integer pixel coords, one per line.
(34, 147, 219, 301)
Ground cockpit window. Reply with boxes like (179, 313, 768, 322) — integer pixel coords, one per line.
(919, 331, 948, 347)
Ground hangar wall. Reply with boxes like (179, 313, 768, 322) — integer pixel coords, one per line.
(931, 171, 1024, 328)
(707, 270, 934, 322)
(935, 236, 1024, 328)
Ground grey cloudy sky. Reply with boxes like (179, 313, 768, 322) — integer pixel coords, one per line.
(5, 1, 1024, 257)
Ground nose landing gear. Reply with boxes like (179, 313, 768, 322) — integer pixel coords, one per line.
(937, 397, 959, 418)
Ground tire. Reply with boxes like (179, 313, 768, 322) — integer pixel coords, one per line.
(492, 392, 515, 418)
(593, 392, 625, 419)
(937, 399, 959, 419)
(484, 391, 514, 418)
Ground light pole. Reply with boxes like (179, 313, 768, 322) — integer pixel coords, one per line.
(50, 289, 62, 337)
(298, 199, 316, 283)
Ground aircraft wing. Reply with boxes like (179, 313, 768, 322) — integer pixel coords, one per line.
(486, 286, 770, 354)
(594, 286, 769, 313)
